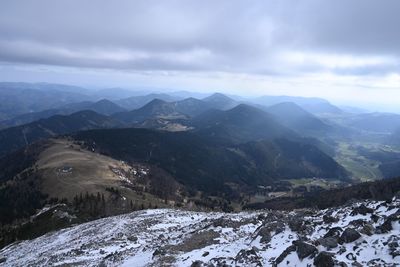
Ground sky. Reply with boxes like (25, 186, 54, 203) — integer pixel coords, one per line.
(0, 0, 399, 110)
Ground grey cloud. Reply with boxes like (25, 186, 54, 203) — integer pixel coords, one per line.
(291, 0, 400, 55)
(0, 0, 399, 76)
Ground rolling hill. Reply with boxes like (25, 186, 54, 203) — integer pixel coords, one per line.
(113, 99, 188, 124)
(116, 93, 181, 110)
(192, 104, 298, 143)
(74, 127, 349, 192)
(112, 94, 239, 127)
(0, 99, 126, 129)
(346, 112, 400, 133)
(202, 93, 238, 110)
(265, 102, 333, 137)
(0, 110, 122, 157)
(252, 95, 343, 115)
(0, 82, 92, 121)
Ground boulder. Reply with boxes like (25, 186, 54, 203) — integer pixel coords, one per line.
(360, 223, 374, 236)
(318, 237, 338, 249)
(288, 216, 305, 232)
(127, 235, 138, 242)
(371, 214, 380, 223)
(349, 219, 367, 227)
(345, 252, 356, 260)
(324, 227, 343, 238)
(376, 218, 393, 233)
(190, 260, 204, 267)
(212, 217, 242, 229)
(275, 245, 296, 265)
(235, 247, 262, 266)
(350, 204, 373, 216)
(323, 215, 338, 224)
(293, 240, 318, 259)
(387, 237, 400, 258)
(257, 227, 272, 244)
(377, 211, 400, 233)
(340, 228, 361, 243)
(267, 221, 286, 235)
(152, 248, 166, 258)
(314, 252, 334, 267)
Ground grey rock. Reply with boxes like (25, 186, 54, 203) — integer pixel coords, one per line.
(275, 245, 296, 265)
(349, 219, 367, 228)
(235, 247, 262, 266)
(127, 235, 138, 242)
(323, 215, 338, 224)
(324, 227, 343, 238)
(152, 248, 166, 258)
(346, 252, 356, 260)
(340, 228, 361, 243)
(318, 237, 338, 249)
(288, 217, 305, 232)
(376, 219, 393, 233)
(351, 204, 373, 216)
(313, 252, 334, 267)
(293, 240, 318, 259)
(370, 214, 380, 222)
(257, 226, 271, 244)
(360, 223, 374, 236)
(190, 260, 204, 267)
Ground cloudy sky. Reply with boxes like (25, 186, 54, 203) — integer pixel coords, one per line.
(0, 0, 399, 109)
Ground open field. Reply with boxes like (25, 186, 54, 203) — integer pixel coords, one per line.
(334, 142, 383, 181)
(287, 177, 343, 189)
(36, 138, 168, 208)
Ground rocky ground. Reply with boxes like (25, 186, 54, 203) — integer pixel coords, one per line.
(0, 198, 399, 266)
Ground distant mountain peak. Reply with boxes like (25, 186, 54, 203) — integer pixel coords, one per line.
(228, 103, 265, 115)
(265, 102, 332, 136)
(145, 98, 169, 106)
(267, 102, 312, 115)
(202, 93, 237, 110)
(94, 99, 115, 105)
(203, 92, 233, 102)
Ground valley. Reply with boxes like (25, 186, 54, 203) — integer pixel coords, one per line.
(334, 142, 383, 181)
(2, 1, 400, 265)
(0, 83, 400, 266)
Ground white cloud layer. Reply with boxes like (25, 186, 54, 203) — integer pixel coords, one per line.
(0, 0, 399, 106)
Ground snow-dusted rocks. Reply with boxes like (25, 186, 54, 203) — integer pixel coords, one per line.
(339, 228, 361, 243)
(0, 199, 399, 266)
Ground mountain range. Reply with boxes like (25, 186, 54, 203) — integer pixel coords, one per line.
(0, 110, 122, 157)
(2, 82, 400, 261)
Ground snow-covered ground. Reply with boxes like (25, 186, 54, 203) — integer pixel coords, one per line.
(0, 199, 399, 266)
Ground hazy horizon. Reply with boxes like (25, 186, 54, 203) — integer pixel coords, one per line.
(1, 0, 400, 112)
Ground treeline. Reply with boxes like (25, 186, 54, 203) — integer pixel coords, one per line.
(71, 189, 162, 219)
(244, 176, 400, 210)
(0, 190, 163, 250)
(0, 142, 45, 184)
(72, 192, 106, 218)
(0, 170, 47, 225)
